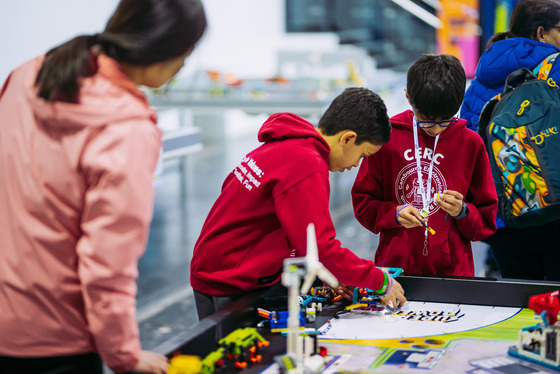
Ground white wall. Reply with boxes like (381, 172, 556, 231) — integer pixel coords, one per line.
(188, 0, 339, 78)
(0, 0, 118, 83)
(0, 0, 340, 83)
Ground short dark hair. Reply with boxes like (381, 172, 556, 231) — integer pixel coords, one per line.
(407, 54, 466, 120)
(36, 0, 207, 103)
(487, 0, 560, 47)
(318, 87, 391, 146)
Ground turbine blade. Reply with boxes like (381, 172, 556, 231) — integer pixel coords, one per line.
(306, 223, 319, 263)
(300, 273, 316, 294)
(317, 267, 338, 288)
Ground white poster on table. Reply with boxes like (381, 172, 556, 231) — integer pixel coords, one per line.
(318, 301, 522, 340)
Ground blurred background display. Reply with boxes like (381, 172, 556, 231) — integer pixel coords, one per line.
(286, 0, 438, 70)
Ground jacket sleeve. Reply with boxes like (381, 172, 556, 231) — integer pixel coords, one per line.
(454, 142, 498, 241)
(77, 119, 161, 372)
(460, 80, 486, 133)
(274, 170, 386, 291)
(351, 154, 401, 234)
(459, 101, 479, 133)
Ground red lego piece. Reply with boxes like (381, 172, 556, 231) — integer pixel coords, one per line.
(528, 290, 560, 325)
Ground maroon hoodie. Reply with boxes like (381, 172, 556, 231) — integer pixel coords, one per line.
(191, 113, 385, 296)
(352, 110, 497, 277)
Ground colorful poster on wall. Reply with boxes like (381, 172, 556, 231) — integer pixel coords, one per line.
(494, 0, 518, 33)
(437, 0, 480, 78)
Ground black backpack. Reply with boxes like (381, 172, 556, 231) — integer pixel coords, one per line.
(478, 53, 560, 228)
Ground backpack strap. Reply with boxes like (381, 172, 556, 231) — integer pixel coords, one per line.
(532, 52, 560, 80)
(477, 97, 498, 141)
(502, 68, 538, 96)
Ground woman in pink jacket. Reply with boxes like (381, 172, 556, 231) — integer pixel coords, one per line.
(0, 0, 206, 373)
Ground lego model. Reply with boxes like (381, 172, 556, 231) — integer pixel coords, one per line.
(168, 355, 203, 374)
(508, 290, 560, 371)
(301, 287, 339, 321)
(309, 286, 341, 305)
(275, 223, 338, 373)
(332, 267, 404, 318)
(350, 267, 402, 307)
(200, 348, 225, 374)
(258, 308, 306, 333)
(198, 327, 270, 373)
(218, 327, 270, 369)
(257, 292, 332, 330)
(352, 287, 380, 305)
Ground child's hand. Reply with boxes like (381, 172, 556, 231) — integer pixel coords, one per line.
(436, 190, 464, 217)
(397, 205, 427, 228)
(334, 283, 354, 301)
(133, 350, 169, 374)
(379, 278, 407, 309)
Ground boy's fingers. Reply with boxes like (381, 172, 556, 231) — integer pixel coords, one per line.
(443, 190, 463, 200)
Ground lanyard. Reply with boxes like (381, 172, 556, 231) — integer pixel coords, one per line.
(412, 117, 439, 256)
(412, 116, 439, 215)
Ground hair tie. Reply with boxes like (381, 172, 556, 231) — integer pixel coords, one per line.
(91, 33, 102, 45)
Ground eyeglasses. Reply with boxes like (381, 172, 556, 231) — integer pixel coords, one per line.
(415, 117, 459, 129)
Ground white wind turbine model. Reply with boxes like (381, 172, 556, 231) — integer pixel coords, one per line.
(299, 223, 338, 294)
(281, 223, 339, 369)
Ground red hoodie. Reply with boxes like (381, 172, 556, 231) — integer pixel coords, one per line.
(190, 113, 385, 296)
(352, 110, 497, 277)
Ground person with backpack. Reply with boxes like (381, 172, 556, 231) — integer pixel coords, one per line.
(352, 54, 498, 277)
(0, 1, 206, 373)
(460, 0, 560, 280)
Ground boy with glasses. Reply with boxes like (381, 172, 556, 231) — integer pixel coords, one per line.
(351, 54, 498, 277)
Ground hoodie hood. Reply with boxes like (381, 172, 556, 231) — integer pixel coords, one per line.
(258, 112, 327, 144)
(390, 109, 467, 139)
(476, 37, 560, 87)
(26, 55, 156, 132)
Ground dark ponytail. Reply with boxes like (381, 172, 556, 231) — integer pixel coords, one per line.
(35, 0, 207, 103)
(486, 31, 515, 49)
(35, 35, 99, 103)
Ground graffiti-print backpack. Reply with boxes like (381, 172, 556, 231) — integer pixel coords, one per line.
(478, 52, 560, 228)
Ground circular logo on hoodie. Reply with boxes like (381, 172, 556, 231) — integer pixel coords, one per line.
(395, 162, 447, 216)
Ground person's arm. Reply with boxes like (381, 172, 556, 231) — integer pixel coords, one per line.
(274, 171, 394, 296)
(78, 119, 161, 372)
(351, 154, 401, 234)
(460, 83, 482, 132)
(446, 144, 498, 241)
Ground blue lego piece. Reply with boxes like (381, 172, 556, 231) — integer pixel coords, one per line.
(270, 310, 305, 330)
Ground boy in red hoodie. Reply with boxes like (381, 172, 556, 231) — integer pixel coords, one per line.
(191, 87, 407, 319)
(352, 55, 498, 277)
